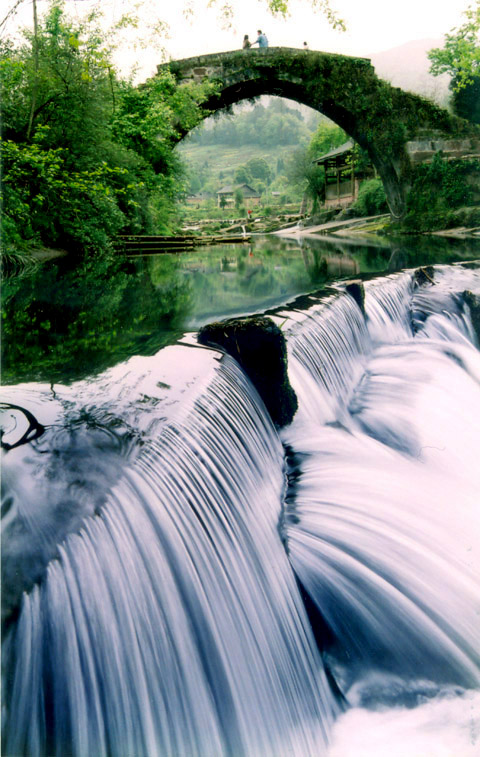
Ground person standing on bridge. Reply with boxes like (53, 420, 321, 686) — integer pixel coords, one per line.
(243, 34, 251, 49)
(252, 30, 268, 49)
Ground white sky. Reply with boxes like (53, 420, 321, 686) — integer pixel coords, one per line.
(2, 0, 473, 80)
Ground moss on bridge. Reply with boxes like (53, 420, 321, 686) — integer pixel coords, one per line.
(164, 48, 480, 220)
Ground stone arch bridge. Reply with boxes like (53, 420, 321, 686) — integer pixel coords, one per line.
(163, 48, 479, 218)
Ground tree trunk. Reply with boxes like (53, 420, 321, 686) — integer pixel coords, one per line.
(26, 0, 38, 141)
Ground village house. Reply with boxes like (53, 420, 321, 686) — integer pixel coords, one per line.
(313, 140, 375, 208)
(184, 193, 212, 207)
(216, 183, 261, 208)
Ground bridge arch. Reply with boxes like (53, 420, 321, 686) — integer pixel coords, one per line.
(165, 48, 479, 219)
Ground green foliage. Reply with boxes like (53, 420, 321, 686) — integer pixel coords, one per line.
(234, 188, 244, 209)
(428, 2, 480, 123)
(452, 74, 480, 123)
(234, 165, 253, 184)
(304, 121, 356, 211)
(428, 1, 480, 89)
(403, 153, 479, 231)
(0, 0, 215, 253)
(2, 138, 126, 252)
(286, 148, 325, 211)
(308, 121, 347, 158)
(353, 179, 388, 216)
(245, 157, 272, 184)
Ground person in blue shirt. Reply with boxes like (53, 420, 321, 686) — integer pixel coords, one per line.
(252, 30, 268, 48)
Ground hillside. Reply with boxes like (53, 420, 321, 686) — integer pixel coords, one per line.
(371, 38, 451, 105)
(177, 143, 301, 192)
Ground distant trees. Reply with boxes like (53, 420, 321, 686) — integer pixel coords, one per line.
(245, 158, 272, 184)
(182, 99, 329, 203)
(234, 165, 252, 184)
(189, 100, 312, 148)
(234, 188, 244, 209)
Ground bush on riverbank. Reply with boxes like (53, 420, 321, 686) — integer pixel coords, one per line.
(401, 153, 480, 231)
(353, 178, 388, 216)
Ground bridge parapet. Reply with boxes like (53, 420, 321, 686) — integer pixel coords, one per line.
(165, 48, 373, 87)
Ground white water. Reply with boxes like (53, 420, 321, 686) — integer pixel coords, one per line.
(282, 264, 480, 754)
(2, 263, 480, 755)
(2, 352, 335, 757)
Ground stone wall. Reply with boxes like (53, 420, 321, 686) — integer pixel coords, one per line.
(406, 135, 480, 165)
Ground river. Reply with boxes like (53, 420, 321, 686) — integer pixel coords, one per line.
(2, 233, 480, 756)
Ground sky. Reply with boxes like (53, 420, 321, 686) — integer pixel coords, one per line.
(2, 0, 473, 80)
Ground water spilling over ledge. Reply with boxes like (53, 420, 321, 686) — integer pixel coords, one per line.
(2, 262, 480, 755)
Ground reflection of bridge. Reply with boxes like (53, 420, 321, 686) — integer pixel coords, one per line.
(164, 48, 480, 218)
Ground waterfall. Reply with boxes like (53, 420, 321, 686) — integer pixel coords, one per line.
(282, 263, 480, 749)
(2, 352, 336, 757)
(2, 263, 480, 756)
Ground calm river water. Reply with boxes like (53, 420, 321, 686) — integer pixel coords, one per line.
(3, 233, 480, 386)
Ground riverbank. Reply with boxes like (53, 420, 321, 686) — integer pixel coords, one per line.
(275, 212, 480, 240)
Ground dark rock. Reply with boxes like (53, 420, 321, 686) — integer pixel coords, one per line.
(464, 290, 480, 343)
(345, 279, 366, 315)
(198, 316, 298, 427)
(414, 266, 435, 285)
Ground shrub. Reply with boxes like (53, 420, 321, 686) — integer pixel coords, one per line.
(353, 179, 388, 216)
(403, 153, 479, 231)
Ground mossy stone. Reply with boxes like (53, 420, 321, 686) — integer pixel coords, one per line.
(414, 266, 435, 286)
(198, 315, 298, 427)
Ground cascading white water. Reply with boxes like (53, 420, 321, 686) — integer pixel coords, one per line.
(2, 263, 479, 756)
(2, 351, 336, 757)
(282, 264, 480, 754)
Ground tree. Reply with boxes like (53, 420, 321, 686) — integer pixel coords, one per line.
(246, 157, 272, 184)
(203, 0, 346, 31)
(286, 148, 325, 212)
(234, 188, 244, 209)
(428, 2, 480, 123)
(234, 165, 253, 184)
(0, 0, 216, 251)
(428, 1, 480, 89)
(308, 121, 347, 159)
(451, 75, 480, 122)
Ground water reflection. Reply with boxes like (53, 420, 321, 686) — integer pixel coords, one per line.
(2, 254, 191, 386)
(2, 234, 480, 386)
